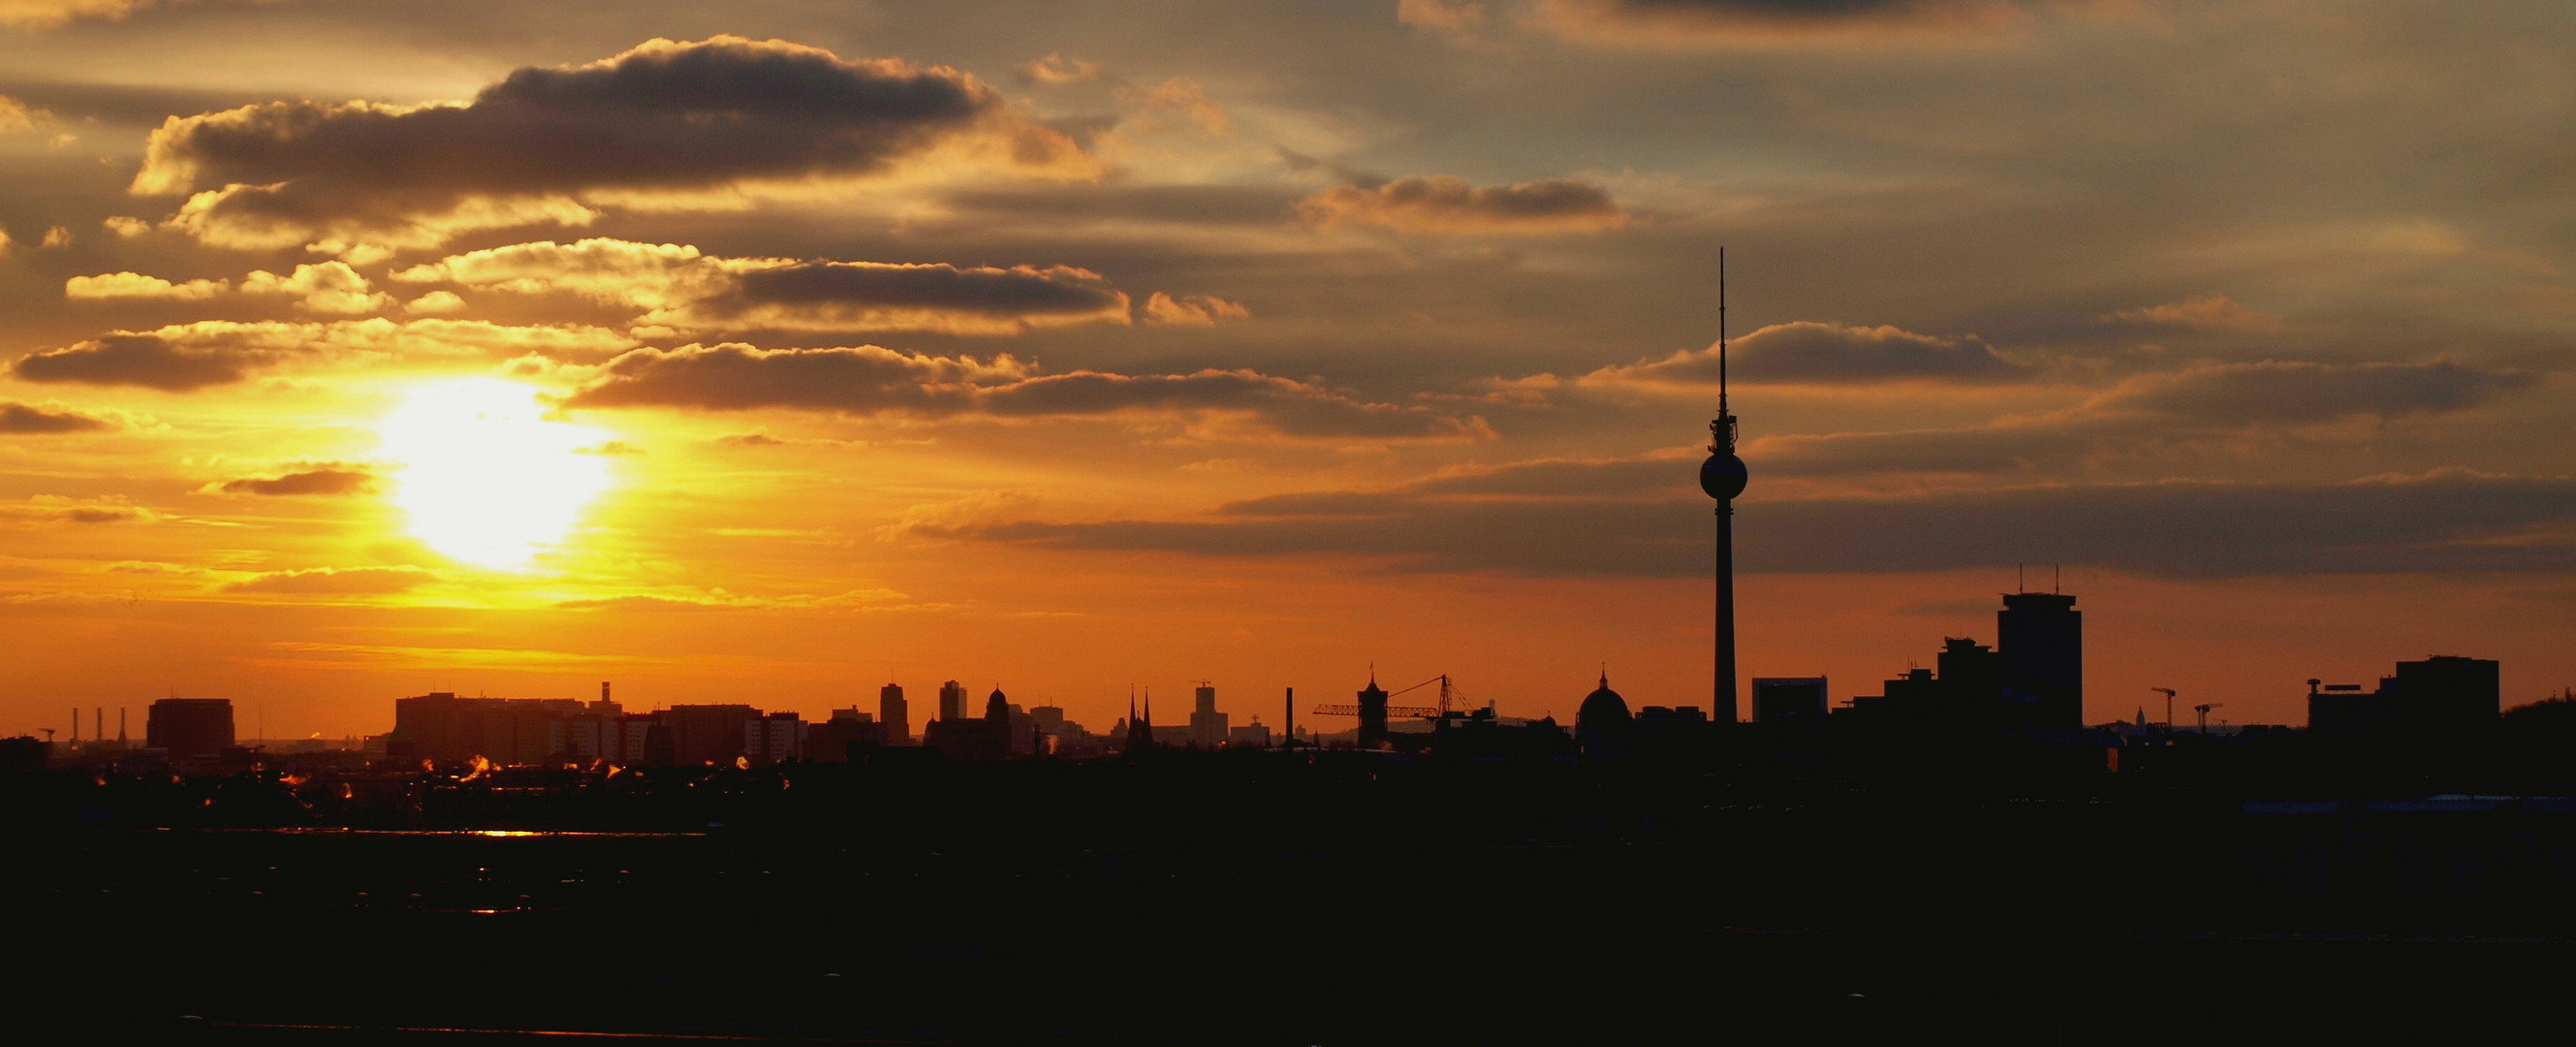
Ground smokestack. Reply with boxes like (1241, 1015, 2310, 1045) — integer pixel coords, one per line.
(1284, 687, 1294, 748)
(118, 708, 127, 745)
(70, 706, 78, 744)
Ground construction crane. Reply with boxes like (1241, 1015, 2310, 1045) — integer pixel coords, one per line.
(2149, 687, 2177, 729)
(1309, 703, 1441, 718)
(1311, 673, 1467, 720)
(2194, 702, 2223, 733)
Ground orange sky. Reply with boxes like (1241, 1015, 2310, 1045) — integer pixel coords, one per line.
(3, 3, 2572, 740)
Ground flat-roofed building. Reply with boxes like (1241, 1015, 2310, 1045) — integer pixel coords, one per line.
(147, 698, 234, 758)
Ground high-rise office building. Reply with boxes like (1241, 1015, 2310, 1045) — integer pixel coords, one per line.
(743, 712, 805, 763)
(1189, 682, 1228, 748)
(806, 707, 878, 762)
(938, 681, 967, 722)
(392, 692, 588, 764)
(146, 698, 234, 757)
(1750, 678, 1828, 722)
(661, 704, 762, 766)
(880, 682, 910, 745)
(2310, 655, 2499, 739)
(1999, 592, 2082, 731)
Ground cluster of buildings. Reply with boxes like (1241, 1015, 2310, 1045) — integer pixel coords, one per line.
(365, 680, 1293, 768)
(38, 697, 242, 765)
(12, 588, 2518, 775)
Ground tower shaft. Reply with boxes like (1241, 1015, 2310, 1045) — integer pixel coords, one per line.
(1716, 499, 1737, 724)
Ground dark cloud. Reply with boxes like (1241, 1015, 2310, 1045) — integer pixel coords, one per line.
(566, 343, 1487, 440)
(1530, 0, 2028, 45)
(1605, 0, 1979, 17)
(2, 496, 153, 525)
(397, 239, 1132, 335)
(940, 184, 1301, 227)
(11, 320, 635, 392)
(1750, 425, 2110, 479)
(1599, 322, 2032, 385)
(2098, 361, 2534, 424)
(938, 460, 2576, 578)
(1743, 360, 2538, 479)
(569, 343, 1010, 413)
(221, 566, 437, 594)
(1297, 174, 1626, 234)
(700, 261, 1128, 333)
(216, 468, 375, 496)
(10, 333, 248, 391)
(1275, 147, 1384, 188)
(131, 36, 1089, 251)
(0, 400, 114, 433)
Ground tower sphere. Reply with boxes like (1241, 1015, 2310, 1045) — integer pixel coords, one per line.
(1700, 451, 1748, 501)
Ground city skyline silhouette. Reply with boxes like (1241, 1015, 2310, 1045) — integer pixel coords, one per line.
(5, 5, 2576, 1041)
(1, 9, 2571, 742)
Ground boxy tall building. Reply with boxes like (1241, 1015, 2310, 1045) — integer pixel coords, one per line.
(146, 698, 234, 757)
(1750, 678, 1828, 722)
(1998, 592, 2083, 731)
(879, 682, 910, 745)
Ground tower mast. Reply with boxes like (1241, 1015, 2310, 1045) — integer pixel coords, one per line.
(1700, 249, 1748, 723)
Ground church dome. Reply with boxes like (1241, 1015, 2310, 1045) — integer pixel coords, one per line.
(1578, 673, 1631, 726)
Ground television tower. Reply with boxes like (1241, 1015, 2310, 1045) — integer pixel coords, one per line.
(1699, 249, 1749, 723)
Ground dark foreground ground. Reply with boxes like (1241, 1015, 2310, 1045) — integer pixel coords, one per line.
(7, 755, 2574, 1042)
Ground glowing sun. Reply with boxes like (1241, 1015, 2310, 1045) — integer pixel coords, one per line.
(378, 379, 613, 568)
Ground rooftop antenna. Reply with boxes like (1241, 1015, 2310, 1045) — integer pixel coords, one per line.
(2017, 563, 2025, 593)
(2054, 563, 2061, 594)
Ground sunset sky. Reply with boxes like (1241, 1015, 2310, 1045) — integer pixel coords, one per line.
(3, 1, 2571, 738)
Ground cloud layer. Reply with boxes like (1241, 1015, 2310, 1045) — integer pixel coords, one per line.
(1596, 321, 2033, 385)
(1525, 0, 2032, 47)
(567, 343, 1487, 440)
(213, 467, 376, 496)
(396, 238, 1133, 335)
(1297, 174, 1626, 234)
(941, 457, 2576, 578)
(11, 319, 635, 391)
(130, 36, 1092, 253)
(0, 400, 114, 433)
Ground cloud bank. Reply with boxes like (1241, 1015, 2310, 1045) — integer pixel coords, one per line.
(567, 343, 1488, 441)
(395, 238, 1132, 335)
(941, 458, 2576, 578)
(1298, 174, 1626, 234)
(130, 36, 1094, 253)
(1596, 321, 2033, 386)
(11, 319, 635, 390)
(0, 400, 115, 433)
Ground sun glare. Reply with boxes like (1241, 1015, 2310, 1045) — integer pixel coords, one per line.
(378, 379, 613, 569)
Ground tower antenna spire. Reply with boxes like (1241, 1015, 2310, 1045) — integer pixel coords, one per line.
(1718, 247, 1728, 426)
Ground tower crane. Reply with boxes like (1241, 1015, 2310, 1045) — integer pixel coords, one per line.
(1310, 673, 1465, 719)
(2149, 687, 2177, 730)
(2194, 702, 2224, 733)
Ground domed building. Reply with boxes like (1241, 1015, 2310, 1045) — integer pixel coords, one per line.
(1576, 671, 1633, 764)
